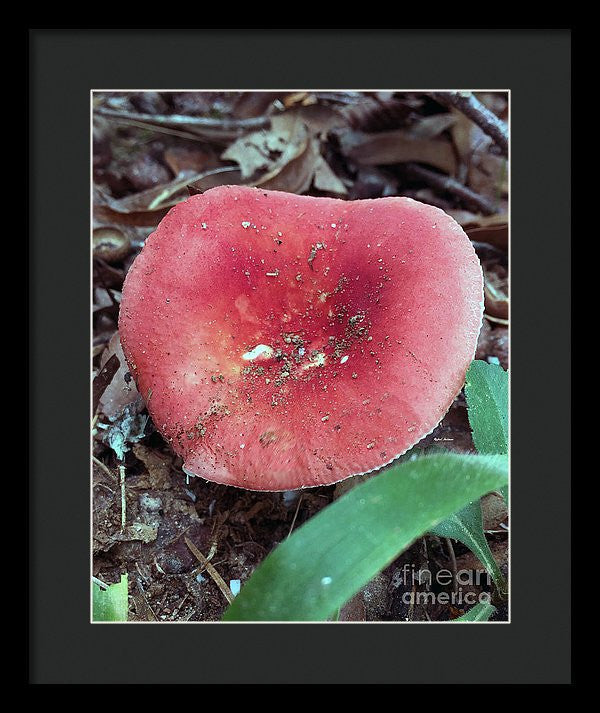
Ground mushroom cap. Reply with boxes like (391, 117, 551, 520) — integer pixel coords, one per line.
(119, 185, 483, 491)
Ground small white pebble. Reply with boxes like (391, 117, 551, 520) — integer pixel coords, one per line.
(229, 580, 241, 597)
(340, 355, 349, 364)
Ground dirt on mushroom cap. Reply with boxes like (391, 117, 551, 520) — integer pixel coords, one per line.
(118, 185, 483, 491)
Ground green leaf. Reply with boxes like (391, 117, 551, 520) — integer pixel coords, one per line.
(438, 361, 508, 592)
(223, 453, 508, 621)
(430, 500, 507, 596)
(93, 574, 128, 622)
(464, 360, 508, 455)
(452, 600, 496, 622)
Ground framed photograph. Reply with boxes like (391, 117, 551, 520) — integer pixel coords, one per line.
(91, 87, 510, 625)
(30, 29, 571, 684)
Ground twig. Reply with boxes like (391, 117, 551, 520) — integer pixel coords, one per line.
(484, 314, 509, 326)
(407, 583, 416, 621)
(95, 107, 270, 139)
(406, 163, 497, 215)
(184, 537, 234, 605)
(173, 593, 189, 617)
(119, 464, 126, 531)
(445, 538, 458, 594)
(92, 576, 109, 589)
(431, 91, 508, 157)
(287, 494, 303, 538)
(92, 455, 117, 482)
(97, 115, 208, 142)
(135, 578, 158, 621)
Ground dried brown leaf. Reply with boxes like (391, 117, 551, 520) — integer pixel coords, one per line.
(163, 146, 218, 176)
(289, 104, 347, 137)
(312, 155, 348, 196)
(340, 95, 414, 132)
(282, 92, 316, 109)
(98, 333, 139, 419)
(349, 167, 398, 200)
(222, 113, 310, 180)
(254, 136, 320, 194)
(447, 210, 509, 229)
(409, 113, 457, 139)
(132, 444, 173, 490)
(222, 111, 335, 195)
(94, 162, 243, 226)
(232, 92, 286, 118)
(93, 184, 181, 226)
(93, 353, 120, 414)
(450, 108, 508, 199)
(466, 223, 508, 251)
(455, 539, 508, 574)
(187, 166, 244, 195)
(93, 227, 131, 264)
(484, 267, 509, 321)
(468, 153, 508, 200)
(481, 493, 508, 531)
(337, 128, 456, 175)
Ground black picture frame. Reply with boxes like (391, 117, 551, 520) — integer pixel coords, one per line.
(29, 28, 571, 684)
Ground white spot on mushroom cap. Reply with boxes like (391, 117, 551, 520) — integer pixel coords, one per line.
(301, 352, 327, 370)
(242, 344, 274, 361)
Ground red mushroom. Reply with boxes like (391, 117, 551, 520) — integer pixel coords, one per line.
(119, 185, 483, 491)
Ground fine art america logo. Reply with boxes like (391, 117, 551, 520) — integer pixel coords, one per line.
(395, 564, 492, 606)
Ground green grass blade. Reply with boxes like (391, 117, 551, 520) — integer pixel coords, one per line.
(465, 360, 509, 455)
(452, 600, 496, 622)
(223, 453, 508, 621)
(430, 500, 507, 596)
(93, 574, 128, 622)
